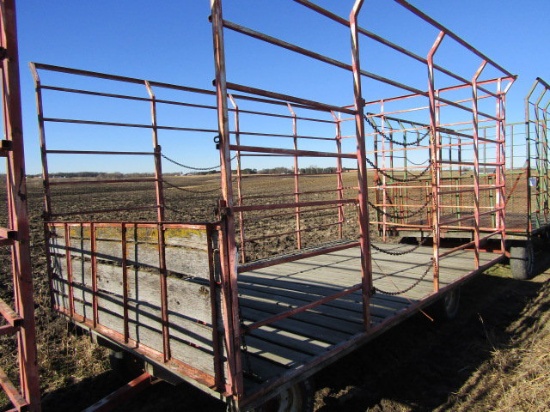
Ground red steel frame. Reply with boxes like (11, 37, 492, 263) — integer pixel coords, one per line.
(24, 1, 518, 410)
(525, 78, 550, 235)
(0, 1, 41, 410)
(209, 0, 515, 407)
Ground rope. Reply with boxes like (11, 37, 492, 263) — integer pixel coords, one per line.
(373, 260, 432, 296)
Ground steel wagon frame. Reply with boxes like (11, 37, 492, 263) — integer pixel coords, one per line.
(19, 1, 525, 411)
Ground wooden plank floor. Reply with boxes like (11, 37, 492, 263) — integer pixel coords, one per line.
(238, 242, 500, 386)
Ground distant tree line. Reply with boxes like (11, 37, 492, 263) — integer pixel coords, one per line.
(240, 166, 356, 175)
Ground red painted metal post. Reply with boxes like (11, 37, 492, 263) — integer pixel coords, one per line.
(288, 103, 302, 249)
(495, 79, 507, 253)
(332, 111, 345, 240)
(210, 0, 243, 398)
(427, 31, 445, 292)
(471, 61, 488, 269)
(229, 95, 247, 263)
(0, 0, 41, 409)
(121, 223, 130, 343)
(350, 0, 373, 330)
(90, 223, 99, 327)
(145, 81, 171, 362)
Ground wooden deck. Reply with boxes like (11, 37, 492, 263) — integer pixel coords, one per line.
(238, 242, 500, 387)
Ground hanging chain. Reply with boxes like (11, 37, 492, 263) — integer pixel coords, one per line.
(373, 260, 433, 296)
(365, 115, 430, 147)
(370, 236, 430, 256)
(368, 196, 431, 220)
(366, 156, 432, 183)
(161, 153, 238, 171)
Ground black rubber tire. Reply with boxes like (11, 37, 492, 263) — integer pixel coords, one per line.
(510, 244, 534, 280)
(253, 380, 314, 412)
(436, 287, 461, 321)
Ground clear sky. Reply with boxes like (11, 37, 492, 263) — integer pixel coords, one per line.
(14, 0, 550, 175)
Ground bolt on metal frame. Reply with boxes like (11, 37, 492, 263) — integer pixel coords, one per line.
(0, 1, 41, 410)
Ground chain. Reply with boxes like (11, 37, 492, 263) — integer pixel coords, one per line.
(370, 236, 430, 256)
(162, 178, 221, 194)
(373, 260, 432, 296)
(161, 153, 238, 171)
(368, 196, 431, 220)
(366, 156, 432, 183)
(365, 115, 430, 147)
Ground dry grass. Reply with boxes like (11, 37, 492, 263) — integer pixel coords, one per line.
(437, 274, 550, 412)
(0, 175, 549, 411)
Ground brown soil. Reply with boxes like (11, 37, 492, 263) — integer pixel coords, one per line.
(1, 175, 549, 411)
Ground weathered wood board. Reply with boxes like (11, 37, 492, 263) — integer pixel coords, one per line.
(238, 243, 501, 382)
(47, 222, 225, 382)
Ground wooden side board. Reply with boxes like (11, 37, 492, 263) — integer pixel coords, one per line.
(46, 222, 226, 384)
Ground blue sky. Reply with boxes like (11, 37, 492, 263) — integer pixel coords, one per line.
(15, 1, 549, 174)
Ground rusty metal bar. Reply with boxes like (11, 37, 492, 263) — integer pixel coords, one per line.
(427, 31, 445, 292)
(1, 2, 41, 408)
(32, 61, 217, 96)
(293, 0, 505, 100)
(238, 241, 360, 274)
(229, 94, 246, 264)
(243, 283, 363, 334)
(288, 104, 302, 250)
(210, 0, 243, 398)
(47, 178, 157, 186)
(90, 223, 99, 327)
(206, 225, 225, 391)
(226, 81, 355, 115)
(394, 0, 515, 78)
(121, 224, 129, 344)
(228, 144, 356, 159)
(350, 0, 372, 331)
(0, 366, 29, 411)
(49, 205, 157, 219)
(82, 372, 156, 412)
(145, 80, 171, 362)
(233, 198, 357, 213)
(63, 223, 75, 320)
(0, 297, 22, 326)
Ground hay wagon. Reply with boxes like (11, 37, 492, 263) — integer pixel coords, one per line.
(1, 1, 548, 411)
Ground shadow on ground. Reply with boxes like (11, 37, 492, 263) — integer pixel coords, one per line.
(36, 257, 550, 412)
(314, 256, 550, 411)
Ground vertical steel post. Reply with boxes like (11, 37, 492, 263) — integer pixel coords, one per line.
(0, 1, 41, 408)
(332, 111, 345, 239)
(350, 0, 372, 330)
(288, 103, 302, 249)
(471, 61, 487, 269)
(121, 223, 130, 343)
(495, 79, 507, 253)
(210, 0, 243, 398)
(229, 95, 247, 263)
(427, 31, 445, 292)
(90, 223, 99, 327)
(145, 81, 170, 362)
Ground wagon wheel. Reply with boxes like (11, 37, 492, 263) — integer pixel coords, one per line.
(253, 380, 314, 412)
(435, 287, 461, 321)
(510, 242, 534, 280)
